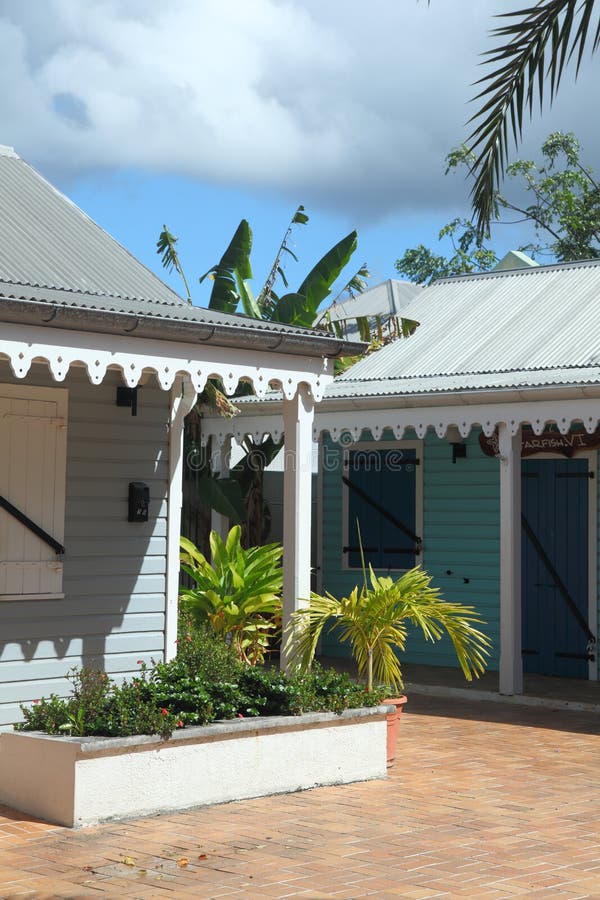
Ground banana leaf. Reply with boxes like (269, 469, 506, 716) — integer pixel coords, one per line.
(198, 473, 246, 523)
(199, 220, 253, 314)
(295, 231, 358, 318)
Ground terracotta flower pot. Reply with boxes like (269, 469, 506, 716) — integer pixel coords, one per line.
(384, 696, 407, 767)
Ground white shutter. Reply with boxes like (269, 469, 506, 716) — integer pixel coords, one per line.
(0, 385, 68, 599)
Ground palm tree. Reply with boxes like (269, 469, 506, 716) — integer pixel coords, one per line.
(285, 565, 490, 693)
(469, 0, 599, 237)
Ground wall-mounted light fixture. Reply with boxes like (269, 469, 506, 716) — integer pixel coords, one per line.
(446, 425, 467, 464)
(116, 386, 138, 416)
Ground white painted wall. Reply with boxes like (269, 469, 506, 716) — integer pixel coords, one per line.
(0, 709, 388, 827)
(0, 362, 170, 727)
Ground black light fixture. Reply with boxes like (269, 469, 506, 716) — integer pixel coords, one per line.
(116, 386, 138, 416)
(446, 425, 467, 464)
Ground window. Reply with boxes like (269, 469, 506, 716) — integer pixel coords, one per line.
(0, 384, 68, 599)
(343, 442, 422, 571)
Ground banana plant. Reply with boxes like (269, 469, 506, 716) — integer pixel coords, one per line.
(157, 208, 372, 544)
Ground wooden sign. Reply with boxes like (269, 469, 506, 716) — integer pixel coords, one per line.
(479, 425, 600, 458)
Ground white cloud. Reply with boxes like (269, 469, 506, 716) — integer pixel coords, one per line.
(1, 0, 599, 221)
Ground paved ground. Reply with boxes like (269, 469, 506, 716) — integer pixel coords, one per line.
(1, 694, 600, 899)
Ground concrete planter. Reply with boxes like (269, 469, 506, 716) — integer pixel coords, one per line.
(0, 706, 388, 828)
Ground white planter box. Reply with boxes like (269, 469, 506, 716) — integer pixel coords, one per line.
(0, 707, 388, 827)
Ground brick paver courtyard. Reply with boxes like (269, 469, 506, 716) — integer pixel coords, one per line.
(1, 694, 599, 898)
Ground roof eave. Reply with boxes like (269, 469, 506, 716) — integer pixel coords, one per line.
(0, 297, 368, 360)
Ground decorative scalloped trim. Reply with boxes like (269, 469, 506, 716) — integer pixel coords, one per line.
(201, 398, 600, 446)
(0, 324, 333, 403)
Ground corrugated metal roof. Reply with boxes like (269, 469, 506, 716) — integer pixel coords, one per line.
(325, 279, 422, 322)
(0, 145, 185, 307)
(0, 280, 362, 340)
(334, 260, 600, 397)
(0, 146, 366, 351)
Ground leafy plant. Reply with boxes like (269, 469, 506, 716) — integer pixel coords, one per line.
(179, 526, 283, 664)
(285, 565, 490, 693)
(16, 625, 382, 737)
(236, 663, 384, 716)
(16, 667, 177, 739)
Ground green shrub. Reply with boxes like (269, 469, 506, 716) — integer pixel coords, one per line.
(16, 667, 178, 739)
(237, 664, 384, 717)
(16, 626, 384, 738)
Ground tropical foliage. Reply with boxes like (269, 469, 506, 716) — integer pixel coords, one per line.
(17, 622, 382, 737)
(396, 131, 600, 283)
(285, 565, 490, 693)
(159, 207, 376, 543)
(468, 0, 599, 236)
(179, 527, 283, 665)
(157, 205, 368, 327)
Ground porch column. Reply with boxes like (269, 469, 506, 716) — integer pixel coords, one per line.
(210, 435, 232, 542)
(498, 422, 523, 695)
(280, 385, 314, 672)
(165, 377, 197, 662)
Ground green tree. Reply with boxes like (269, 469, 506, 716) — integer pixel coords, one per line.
(396, 132, 600, 284)
(468, 0, 599, 236)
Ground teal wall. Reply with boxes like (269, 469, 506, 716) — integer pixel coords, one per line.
(320, 428, 501, 670)
(321, 428, 600, 679)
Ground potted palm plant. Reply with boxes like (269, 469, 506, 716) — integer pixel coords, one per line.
(285, 563, 490, 765)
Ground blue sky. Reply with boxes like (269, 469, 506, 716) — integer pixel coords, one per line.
(2, 1, 599, 307)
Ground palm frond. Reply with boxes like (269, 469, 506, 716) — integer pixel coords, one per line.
(285, 565, 491, 692)
(156, 225, 193, 303)
(468, 0, 600, 238)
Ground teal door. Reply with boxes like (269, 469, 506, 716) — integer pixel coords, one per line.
(521, 458, 591, 678)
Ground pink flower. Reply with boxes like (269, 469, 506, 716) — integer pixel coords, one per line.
(160, 708, 168, 716)
(137, 659, 143, 665)
(174, 639, 179, 644)
(33, 699, 39, 705)
(177, 720, 184, 728)
(237, 713, 244, 719)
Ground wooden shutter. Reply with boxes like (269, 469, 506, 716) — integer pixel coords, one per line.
(0, 385, 68, 599)
(346, 447, 418, 570)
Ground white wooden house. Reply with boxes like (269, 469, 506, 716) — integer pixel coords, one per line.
(0, 146, 359, 727)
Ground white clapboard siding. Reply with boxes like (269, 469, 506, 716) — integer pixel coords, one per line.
(0, 364, 171, 728)
(0, 385, 68, 598)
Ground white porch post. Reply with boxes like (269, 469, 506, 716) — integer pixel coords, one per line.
(210, 435, 232, 542)
(280, 385, 314, 672)
(498, 422, 523, 695)
(165, 377, 197, 662)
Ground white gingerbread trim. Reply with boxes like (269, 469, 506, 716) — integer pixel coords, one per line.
(0, 323, 333, 400)
(201, 397, 600, 446)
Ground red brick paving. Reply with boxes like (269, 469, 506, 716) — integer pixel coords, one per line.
(1, 694, 599, 898)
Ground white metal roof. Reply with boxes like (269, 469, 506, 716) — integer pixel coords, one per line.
(325, 278, 422, 323)
(0, 145, 185, 308)
(332, 259, 600, 397)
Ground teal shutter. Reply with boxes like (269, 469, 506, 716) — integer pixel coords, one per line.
(345, 448, 417, 571)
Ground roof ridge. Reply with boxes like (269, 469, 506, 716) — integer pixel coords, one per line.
(432, 256, 600, 285)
